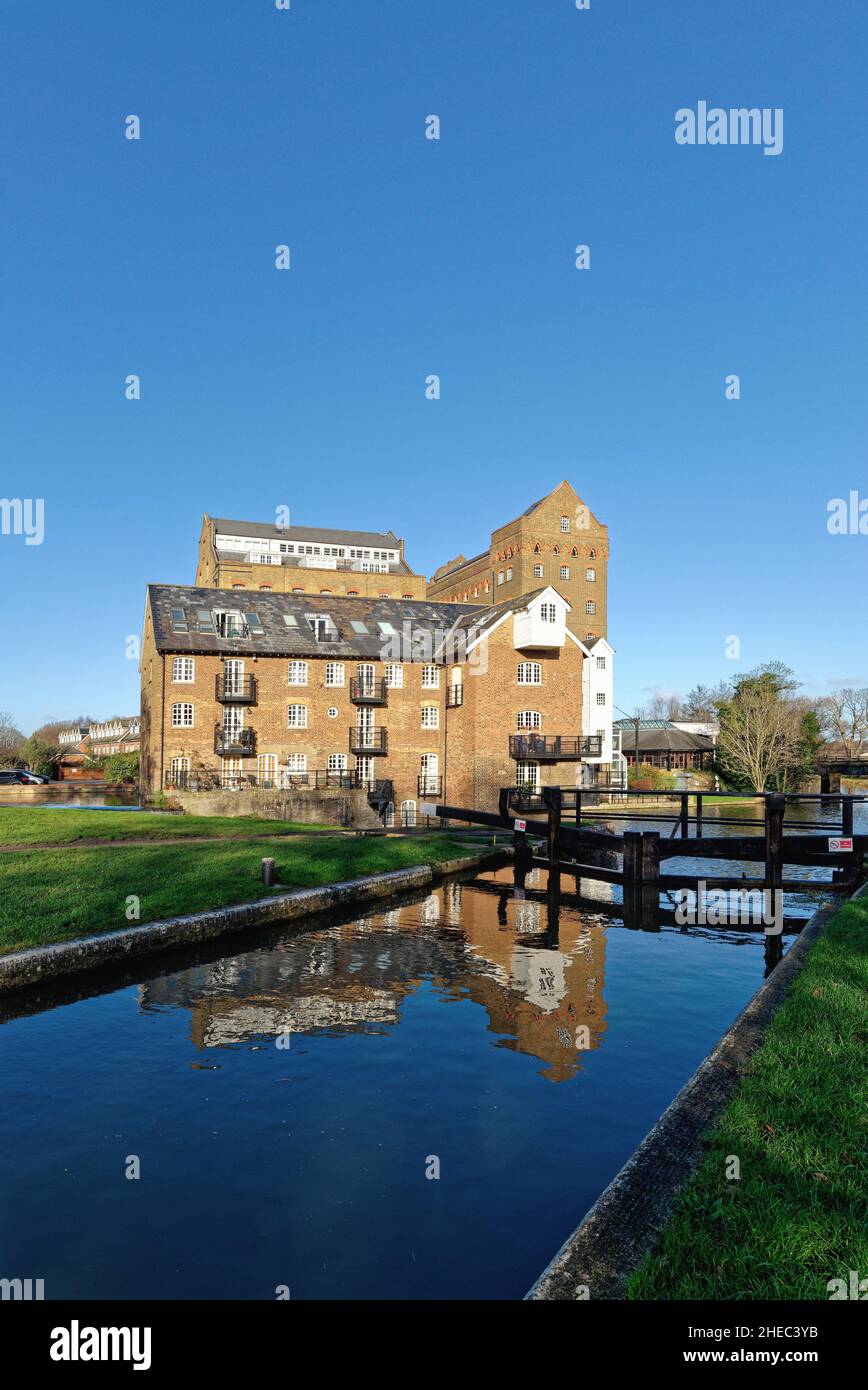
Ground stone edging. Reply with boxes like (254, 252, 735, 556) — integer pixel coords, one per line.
(0, 849, 509, 995)
(525, 895, 846, 1301)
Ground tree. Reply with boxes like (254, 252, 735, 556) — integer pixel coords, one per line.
(646, 692, 683, 721)
(682, 682, 731, 721)
(0, 711, 25, 767)
(18, 736, 62, 778)
(31, 715, 94, 745)
(816, 688, 868, 759)
(715, 664, 810, 792)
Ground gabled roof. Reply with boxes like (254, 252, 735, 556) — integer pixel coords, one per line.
(211, 518, 401, 550)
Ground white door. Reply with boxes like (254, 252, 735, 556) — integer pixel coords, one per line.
(224, 659, 245, 696)
(257, 753, 277, 786)
(357, 662, 375, 692)
(420, 753, 439, 795)
(355, 755, 374, 788)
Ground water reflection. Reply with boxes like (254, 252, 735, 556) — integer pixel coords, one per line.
(140, 870, 610, 1082)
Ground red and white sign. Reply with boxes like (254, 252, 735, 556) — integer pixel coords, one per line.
(515, 819, 527, 833)
(828, 837, 854, 852)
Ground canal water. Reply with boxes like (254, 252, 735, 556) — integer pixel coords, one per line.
(1, 800, 852, 1301)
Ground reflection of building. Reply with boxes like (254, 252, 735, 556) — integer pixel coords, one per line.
(138, 870, 608, 1083)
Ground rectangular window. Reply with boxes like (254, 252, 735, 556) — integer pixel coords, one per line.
(172, 657, 195, 683)
(421, 705, 439, 729)
(325, 662, 345, 687)
(516, 710, 541, 730)
(540, 603, 557, 622)
(421, 666, 439, 689)
(517, 662, 542, 685)
(533, 564, 543, 578)
(506, 567, 513, 581)
(586, 567, 596, 582)
(560, 516, 570, 532)
(497, 571, 504, 585)
(585, 600, 596, 615)
(171, 703, 194, 728)
(596, 692, 606, 706)
(596, 655, 606, 670)
(559, 565, 570, 581)
(327, 753, 348, 772)
(287, 705, 308, 728)
(516, 760, 540, 791)
(287, 660, 308, 685)
(286, 753, 307, 774)
(384, 664, 404, 688)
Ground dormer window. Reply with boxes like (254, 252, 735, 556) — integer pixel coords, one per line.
(307, 614, 337, 642)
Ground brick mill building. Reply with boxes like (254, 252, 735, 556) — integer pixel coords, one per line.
(427, 480, 608, 646)
(139, 483, 620, 818)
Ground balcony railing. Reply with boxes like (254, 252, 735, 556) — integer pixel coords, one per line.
(418, 774, 442, 797)
(350, 677, 388, 706)
(166, 767, 367, 792)
(349, 726, 388, 755)
(509, 734, 603, 761)
(446, 684, 463, 708)
(215, 673, 257, 703)
(507, 785, 546, 813)
(213, 724, 256, 757)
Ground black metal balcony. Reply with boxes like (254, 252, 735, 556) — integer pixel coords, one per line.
(509, 734, 602, 761)
(417, 774, 443, 797)
(349, 726, 388, 755)
(215, 673, 257, 703)
(446, 684, 463, 708)
(350, 677, 388, 706)
(507, 785, 546, 813)
(214, 724, 256, 757)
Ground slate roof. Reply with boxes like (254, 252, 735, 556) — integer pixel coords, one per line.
(212, 518, 402, 550)
(148, 585, 484, 660)
(617, 725, 715, 754)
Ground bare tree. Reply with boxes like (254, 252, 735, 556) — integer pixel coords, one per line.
(646, 692, 683, 721)
(682, 682, 731, 721)
(716, 666, 808, 791)
(816, 688, 868, 759)
(0, 711, 25, 767)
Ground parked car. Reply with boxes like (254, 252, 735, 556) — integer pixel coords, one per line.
(0, 770, 30, 785)
(19, 770, 51, 784)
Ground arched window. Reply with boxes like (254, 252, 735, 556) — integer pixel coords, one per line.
(553, 544, 560, 556)
(400, 799, 417, 827)
(589, 548, 597, 559)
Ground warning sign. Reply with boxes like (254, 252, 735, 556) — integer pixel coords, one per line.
(828, 837, 854, 852)
(515, 819, 527, 833)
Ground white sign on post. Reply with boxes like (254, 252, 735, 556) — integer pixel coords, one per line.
(828, 836, 853, 852)
(515, 819, 527, 833)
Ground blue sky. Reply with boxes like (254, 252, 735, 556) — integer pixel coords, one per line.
(1, 0, 866, 733)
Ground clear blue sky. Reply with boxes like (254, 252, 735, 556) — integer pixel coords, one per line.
(2, 1, 866, 734)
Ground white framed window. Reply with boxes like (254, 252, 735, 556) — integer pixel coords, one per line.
(257, 753, 278, 783)
(325, 661, 345, 687)
(171, 702, 194, 728)
(421, 705, 439, 729)
(419, 752, 439, 794)
(287, 660, 308, 686)
(559, 565, 570, 581)
(596, 655, 606, 670)
(497, 571, 504, 585)
(586, 567, 596, 582)
(286, 753, 307, 774)
(516, 760, 540, 791)
(172, 657, 195, 683)
(516, 710, 541, 731)
(506, 566, 513, 581)
(540, 603, 557, 622)
(400, 799, 417, 827)
(327, 753, 348, 772)
(221, 757, 242, 787)
(533, 564, 543, 578)
(596, 692, 606, 706)
(287, 704, 308, 729)
(327, 707, 339, 718)
(384, 664, 403, 688)
(170, 755, 190, 779)
(585, 600, 596, 615)
(560, 515, 570, 532)
(517, 662, 542, 685)
(421, 665, 439, 689)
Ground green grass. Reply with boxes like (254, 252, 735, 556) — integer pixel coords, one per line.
(0, 808, 337, 846)
(0, 834, 477, 953)
(627, 895, 868, 1300)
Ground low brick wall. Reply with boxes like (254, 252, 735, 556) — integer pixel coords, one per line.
(169, 786, 382, 829)
(0, 849, 510, 995)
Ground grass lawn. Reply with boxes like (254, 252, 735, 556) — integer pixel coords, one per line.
(627, 894, 868, 1300)
(0, 834, 478, 953)
(0, 808, 337, 846)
